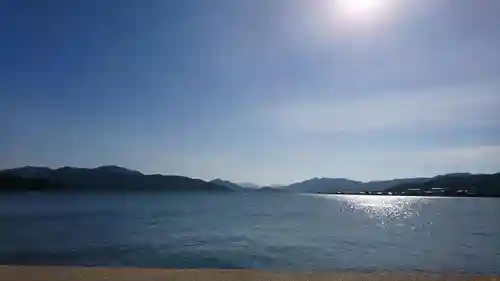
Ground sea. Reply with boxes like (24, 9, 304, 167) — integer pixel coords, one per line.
(0, 192, 499, 274)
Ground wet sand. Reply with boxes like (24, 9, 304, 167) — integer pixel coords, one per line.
(0, 266, 498, 281)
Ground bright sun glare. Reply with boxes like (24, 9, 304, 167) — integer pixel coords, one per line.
(334, 0, 391, 24)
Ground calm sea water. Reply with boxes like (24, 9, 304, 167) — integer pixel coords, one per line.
(0, 193, 499, 273)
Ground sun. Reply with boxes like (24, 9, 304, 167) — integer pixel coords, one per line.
(313, 0, 399, 39)
(334, 0, 391, 23)
(340, 0, 385, 13)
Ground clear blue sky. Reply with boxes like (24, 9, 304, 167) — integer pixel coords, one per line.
(1, 0, 500, 185)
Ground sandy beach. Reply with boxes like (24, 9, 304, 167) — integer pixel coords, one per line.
(0, 266, 498, 281)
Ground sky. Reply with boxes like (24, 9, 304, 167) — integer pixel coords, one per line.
(1, 0, 500, 185)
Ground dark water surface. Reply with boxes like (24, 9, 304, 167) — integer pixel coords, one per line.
(0, 193, 499, 273)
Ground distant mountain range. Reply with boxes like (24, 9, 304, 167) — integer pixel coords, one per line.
(284, 177, 363, 193)
(385, 173, 500, 196)
(283, 177, 435, 194)
(210, 173, 500, 197)
(209, 179, 281, 192)
(0, 166, 230, 192)
(237, 182, 261, 189)
(211, 177, 430, 193)
(209, 179, 243, 191)
(1, 166, 499, 196)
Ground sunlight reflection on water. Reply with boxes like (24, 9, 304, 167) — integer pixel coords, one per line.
(312, 195, 429, 227)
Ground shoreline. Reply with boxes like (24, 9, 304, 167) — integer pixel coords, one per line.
(0, 266, 498, 281)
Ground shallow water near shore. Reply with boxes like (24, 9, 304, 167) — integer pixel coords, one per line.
(0, 193, 499, 273)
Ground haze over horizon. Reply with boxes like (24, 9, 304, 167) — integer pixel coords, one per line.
(2, 0, 500, 185)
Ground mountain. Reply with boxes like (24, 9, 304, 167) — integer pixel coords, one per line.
(3, 166, 498, 195)
(361, 177, 430, 191)
(0, 173, 63, 191)
(284, 177, 363, 193)
(1, 166, 231, 192)
(209, 179, 243, 191)
(237, 182, 260, 189)
(386, 173, 500, 196)
(2, 166, 53, 178)
(94, 165, 143, 176)
(258, 186, 287, 192)
(209, 179, 262, 190)
(282, 177, 432, 194)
